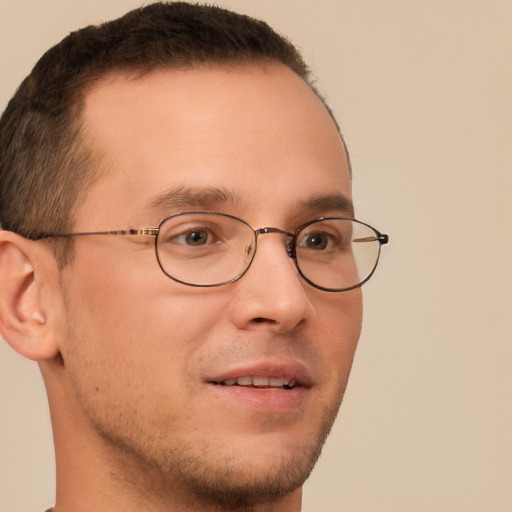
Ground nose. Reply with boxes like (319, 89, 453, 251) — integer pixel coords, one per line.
(228, 232, 315, 333)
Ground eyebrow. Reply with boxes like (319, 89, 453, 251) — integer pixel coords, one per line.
(300, 193, 355, 218)
(146, 185, 242, 212)
(145, 186, 354, 218)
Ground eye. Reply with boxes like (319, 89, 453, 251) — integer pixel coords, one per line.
(177, 229, 212, 246)
(296, 220, 353, 254)
(161, 222, 222, 247)
(172, 228, 220, 246)
(301, 232, 330, 250)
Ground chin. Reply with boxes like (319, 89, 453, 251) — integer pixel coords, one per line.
(172, 442, 322, 510)
(153, 410, 337, 510)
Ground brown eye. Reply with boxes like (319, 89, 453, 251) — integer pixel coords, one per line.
(303, 233, 329, 250)
(183, 230, 210, 245)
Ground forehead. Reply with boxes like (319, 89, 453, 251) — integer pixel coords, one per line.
(78, 64, 351, 226)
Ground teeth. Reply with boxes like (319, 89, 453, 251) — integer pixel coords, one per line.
(253, 377, 269, 387)
(219, 376, 295, 388)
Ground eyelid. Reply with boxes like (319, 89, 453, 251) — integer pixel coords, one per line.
(160, 218, 228, 244)
(296, 230, 333, 245)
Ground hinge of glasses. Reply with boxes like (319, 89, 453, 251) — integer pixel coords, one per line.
(132, 228, 159, 236)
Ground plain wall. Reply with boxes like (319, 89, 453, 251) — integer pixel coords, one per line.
(0, 1, 511, 511)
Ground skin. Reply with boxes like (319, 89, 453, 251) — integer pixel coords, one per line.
(0, 64, 362, 512)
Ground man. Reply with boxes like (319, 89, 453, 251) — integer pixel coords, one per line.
(0, 2, 388, 511)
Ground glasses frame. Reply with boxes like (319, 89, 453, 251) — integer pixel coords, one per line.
(33, 211, 389, 292)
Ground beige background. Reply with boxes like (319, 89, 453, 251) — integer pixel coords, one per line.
(0, 0, 511, 511)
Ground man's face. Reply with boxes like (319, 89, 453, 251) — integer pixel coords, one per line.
(58, 64, 362, 507)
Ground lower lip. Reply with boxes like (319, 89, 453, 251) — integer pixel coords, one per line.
(208, 384, 309, 412)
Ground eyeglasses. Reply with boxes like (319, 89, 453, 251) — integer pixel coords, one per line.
(34, 211, 388, 292)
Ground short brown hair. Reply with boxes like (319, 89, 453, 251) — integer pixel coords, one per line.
(0, 2, 339, 264)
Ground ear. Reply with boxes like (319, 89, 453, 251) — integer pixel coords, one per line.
(0, 230, 63, 361)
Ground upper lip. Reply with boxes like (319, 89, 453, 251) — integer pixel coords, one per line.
(205, 360, 313, 388)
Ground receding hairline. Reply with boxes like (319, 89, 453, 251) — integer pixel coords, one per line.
(76, 58, 342, 128)
(74, 60, 349, 176)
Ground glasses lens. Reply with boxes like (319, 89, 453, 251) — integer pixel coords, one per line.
(156, 212, 256, 286)
(294, 219, 382, 291)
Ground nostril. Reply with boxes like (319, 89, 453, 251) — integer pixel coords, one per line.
(252, 317, 277, 324)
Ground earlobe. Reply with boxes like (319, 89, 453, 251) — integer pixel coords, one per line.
(0, 230, 61, 361)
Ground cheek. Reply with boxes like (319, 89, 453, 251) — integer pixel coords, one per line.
(60, 268, 232, 436)
(65, 245, 226, 342)
(311, 288, 363, 380)
(59, 249, 230, 398)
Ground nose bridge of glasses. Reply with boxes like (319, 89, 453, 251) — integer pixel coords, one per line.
(254, 227, 296, 258)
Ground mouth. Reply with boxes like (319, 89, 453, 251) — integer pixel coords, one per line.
(205, 363, 311, 412)
(211, 376, 297, 389)
(206, 361, 312, 397)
